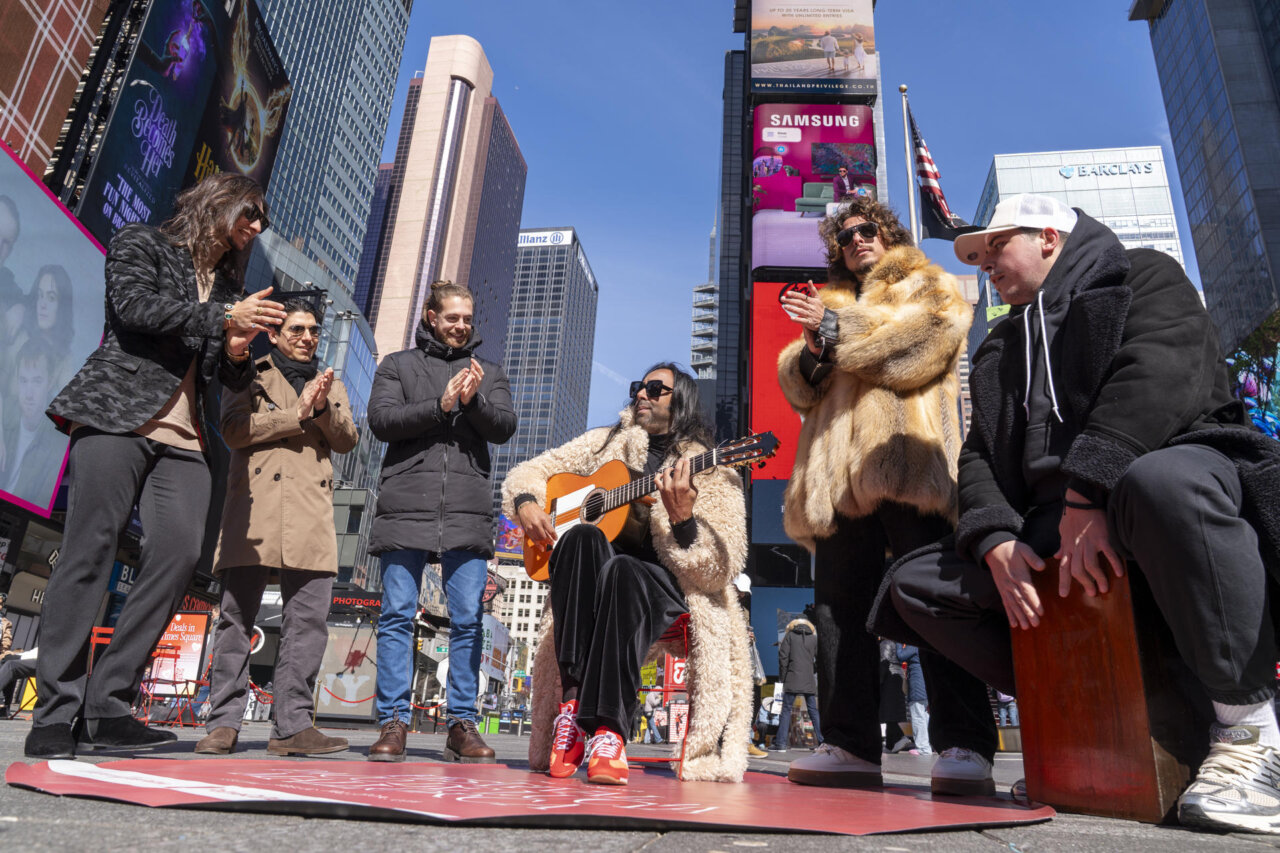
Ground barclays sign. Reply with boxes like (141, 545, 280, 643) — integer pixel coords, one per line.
(1060, 163, 1154, 179)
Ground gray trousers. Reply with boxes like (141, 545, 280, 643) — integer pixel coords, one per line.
(35, 429, 210, 726)
(205, 566, 334, 739)
(892, 443, 1276, 760)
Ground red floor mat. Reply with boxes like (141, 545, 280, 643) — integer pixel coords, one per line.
(7, 759, 1053, 835)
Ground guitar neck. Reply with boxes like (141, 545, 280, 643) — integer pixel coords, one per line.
(603, 449, 718, 513)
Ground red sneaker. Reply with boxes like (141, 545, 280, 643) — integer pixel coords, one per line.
(547, 700, 586, 778)
(586, 727, 628, 785)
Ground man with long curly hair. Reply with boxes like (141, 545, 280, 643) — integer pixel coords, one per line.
(28, 173, 285, 759)
(776, 197, 972, 789)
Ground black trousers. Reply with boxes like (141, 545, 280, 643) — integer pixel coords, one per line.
(0, 657, 36, 706)
(813, 503, 952, 763)
(892, 444, 1277, 762)
(35, 429, 210, 726)
(548, 525, 687, 737)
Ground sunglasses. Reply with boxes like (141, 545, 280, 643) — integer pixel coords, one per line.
(836, 221, 879, 247)
(243, 204, 271, 230)
(283, 324, 322, 339)
(630, 379, 673, 400)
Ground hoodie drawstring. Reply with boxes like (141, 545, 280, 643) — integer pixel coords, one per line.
(1023, 289, 1064, 424)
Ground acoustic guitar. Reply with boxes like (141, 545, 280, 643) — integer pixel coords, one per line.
(521, 432, 779, 581)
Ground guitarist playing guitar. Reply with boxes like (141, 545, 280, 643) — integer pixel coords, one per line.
(503, 363, 755, 786)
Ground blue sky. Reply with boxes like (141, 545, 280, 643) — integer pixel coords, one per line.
(381, 1, 1186, 429)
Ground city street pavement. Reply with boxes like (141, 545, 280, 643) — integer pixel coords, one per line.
(0, 719, 1274, 851)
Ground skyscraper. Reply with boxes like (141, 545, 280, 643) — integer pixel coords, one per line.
(1131, 0, 1280, 350)
(362, 36, 528, 363)
(255, 0, 413, 288)
(489, 228, 599, 523)
(690, 219, 719, 380)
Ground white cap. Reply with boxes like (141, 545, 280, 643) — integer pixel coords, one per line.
(733, 573, 751, 594)
(954, 194, 1078, 265)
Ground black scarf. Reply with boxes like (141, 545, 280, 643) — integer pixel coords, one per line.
(270, 349, 319, 394)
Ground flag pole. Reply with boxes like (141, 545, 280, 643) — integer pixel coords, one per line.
(899, 84, 920, 244)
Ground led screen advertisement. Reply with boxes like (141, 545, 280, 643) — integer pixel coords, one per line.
(749, 279, 823, 482)
(752, 104, 875, 272)
(0, 142, 107, 516)
(77, 0, 291, 247)
(185, 0, 292, 188)
(750, 0, 877, 96)
(77, 0, 222, 244)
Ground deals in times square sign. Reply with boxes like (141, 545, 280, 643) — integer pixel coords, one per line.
(76, 0, 291, 247)
(751, 104, 875, 271)
(751, 0, 877, 96)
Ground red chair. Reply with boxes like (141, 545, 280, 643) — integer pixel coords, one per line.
(631, 613, 692, 777)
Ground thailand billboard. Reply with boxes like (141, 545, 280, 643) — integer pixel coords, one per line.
(751, 104, 875, 272)
(77, 0, 290, 247)
(0, 141, 107, 516)
(750, 0, 877, 96)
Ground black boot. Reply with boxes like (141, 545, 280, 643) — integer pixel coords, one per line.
(25, 723, 76, 759)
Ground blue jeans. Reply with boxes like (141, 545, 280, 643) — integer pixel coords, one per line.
(776, 691, 821, 750)
(376, 549, 487, 725)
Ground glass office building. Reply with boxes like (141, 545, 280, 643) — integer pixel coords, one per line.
(1132, 0, 1280, 351)
(489, 229, 599, 523)
(715, 49, 747, 443)
(257, 0, 412, 288)
(967, 146, 1186, 359)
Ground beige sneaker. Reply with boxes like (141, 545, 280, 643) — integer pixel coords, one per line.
(787, 743, 882, 788)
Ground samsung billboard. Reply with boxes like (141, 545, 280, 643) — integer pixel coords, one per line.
(750, 0, 877, 96)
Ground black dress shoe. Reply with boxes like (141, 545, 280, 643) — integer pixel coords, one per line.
(81, 715, 177, 751)
(25, 723, 76, 759)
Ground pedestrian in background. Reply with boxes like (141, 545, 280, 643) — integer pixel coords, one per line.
(775, 609, 821, 753)
(898, 643, 932, 755)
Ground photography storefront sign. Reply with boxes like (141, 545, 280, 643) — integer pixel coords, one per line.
(0, 142, 106, 516)
(185, 0, 292, 189)
(76, 0, 222, 244)
(750, 0, 877, 96)
(751, 104, 875, 271)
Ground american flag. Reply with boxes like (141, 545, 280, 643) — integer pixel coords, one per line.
(908, 106, 971, 241)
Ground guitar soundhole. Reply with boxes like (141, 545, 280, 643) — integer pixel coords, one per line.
(580, 489, 606, 524)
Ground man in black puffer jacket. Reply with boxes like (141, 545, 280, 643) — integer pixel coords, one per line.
(775, 612, 820, 754)
(883, 194, 1280, 834)
(366, 280, 515, 763)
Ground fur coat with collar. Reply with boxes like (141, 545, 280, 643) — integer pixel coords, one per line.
(501, 407, 752, 782)
(777, 246, 973, 549)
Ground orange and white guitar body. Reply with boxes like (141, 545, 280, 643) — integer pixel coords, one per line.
(522, 460, 634, 582)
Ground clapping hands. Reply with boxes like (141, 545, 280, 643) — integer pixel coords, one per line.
(441, 359, 484, 412)
(297, 368, 335, 422)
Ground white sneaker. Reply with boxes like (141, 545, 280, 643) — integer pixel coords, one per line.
(1178, 725, 1280, 835)
(931, 747, 995, 796)
(787, 742, 881, 788)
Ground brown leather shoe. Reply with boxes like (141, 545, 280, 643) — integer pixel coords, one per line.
(267, 726, 348, 756)
(368, 718, 409, 762)
(194, 727, 239, 755)
(444, 718, 496, 763)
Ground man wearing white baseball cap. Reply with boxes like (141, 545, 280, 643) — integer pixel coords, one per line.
(874, 192, 1280, 833)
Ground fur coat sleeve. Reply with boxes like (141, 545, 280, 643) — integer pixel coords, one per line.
(828, 247, 972, 393)
(500, 427, 614, 518)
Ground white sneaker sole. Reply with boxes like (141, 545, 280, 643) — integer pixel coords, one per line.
(931, 776, 996, 797)
(1180, 802, 1280, 835)
(788, 766, 882, 788)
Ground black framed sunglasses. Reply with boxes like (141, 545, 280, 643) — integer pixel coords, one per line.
(836, 221, 879, 247)
(630, 379, 673, 400)
(243, 203, 271, 230)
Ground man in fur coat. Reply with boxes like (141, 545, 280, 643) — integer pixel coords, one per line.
(886, 194, 1280, 834)
(503, 363, 751, 785)
(777, 197, 972, 788)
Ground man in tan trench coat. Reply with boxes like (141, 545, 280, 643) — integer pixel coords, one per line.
(195, 298, 358, 756)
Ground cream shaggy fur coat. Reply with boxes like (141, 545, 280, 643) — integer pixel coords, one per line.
(778, 246, 973, 549)
(501, 407, 752, 782)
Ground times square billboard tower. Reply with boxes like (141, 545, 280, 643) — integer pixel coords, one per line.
(724, 0, 886, 586)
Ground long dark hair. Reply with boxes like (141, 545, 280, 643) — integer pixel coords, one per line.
(160, 172, 265, 285)
(597, 362, 713, 454)
(29, 264, 74, 342)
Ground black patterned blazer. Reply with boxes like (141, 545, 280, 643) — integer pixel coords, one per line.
(47, 223, 255, 440)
